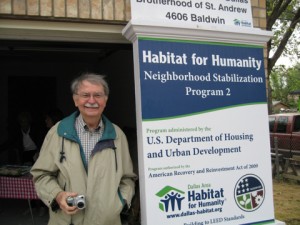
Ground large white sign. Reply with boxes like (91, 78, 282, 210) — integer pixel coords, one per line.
(130, 0, 253, 28)
(134, 37, 275, 225)
(125, 1, 276, 225)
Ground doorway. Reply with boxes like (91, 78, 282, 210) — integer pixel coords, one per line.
(8, 76, 57, 128)
(0, 40, 135, 129)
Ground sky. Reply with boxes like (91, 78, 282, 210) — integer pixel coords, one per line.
(275, 56, 298, 68)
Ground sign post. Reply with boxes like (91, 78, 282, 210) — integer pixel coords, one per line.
(123, 1, 284, 225)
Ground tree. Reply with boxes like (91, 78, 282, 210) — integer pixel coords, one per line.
(270, 62, 300, 111)
(266, 0, 300, 113)
(267, 0, 300, 73)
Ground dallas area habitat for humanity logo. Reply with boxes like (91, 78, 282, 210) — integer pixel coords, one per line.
(155, 185, 225, 215)
(234, 174, 265, 212)
(155, 174, 265, 217)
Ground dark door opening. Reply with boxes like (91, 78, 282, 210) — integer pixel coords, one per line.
(8, 76, 57, 128)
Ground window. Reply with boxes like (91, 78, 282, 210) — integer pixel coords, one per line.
(277, 116, 288, 133)
(293, 116, 300, 132)
(269, 116, 275, 132)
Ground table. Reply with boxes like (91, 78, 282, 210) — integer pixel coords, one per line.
(0, 174, 39, 225)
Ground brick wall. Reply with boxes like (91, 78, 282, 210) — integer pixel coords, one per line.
(252, 0, 267, 29)
(0, 0, 267, 29)
(0, 0, 131, 22)
(250, 0, 269, 96)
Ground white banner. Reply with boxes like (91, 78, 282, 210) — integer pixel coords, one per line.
(130, 0, 253, 28)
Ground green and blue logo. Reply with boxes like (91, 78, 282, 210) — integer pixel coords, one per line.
(156, 186, 185, 212)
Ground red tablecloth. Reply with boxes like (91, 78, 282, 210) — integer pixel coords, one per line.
(0, 175, 39, 199)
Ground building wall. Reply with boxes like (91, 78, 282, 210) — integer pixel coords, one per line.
(0, 0, 131, 22)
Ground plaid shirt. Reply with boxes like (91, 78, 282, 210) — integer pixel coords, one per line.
(75, 114, 104, 164)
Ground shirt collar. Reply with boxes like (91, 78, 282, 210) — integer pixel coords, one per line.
(77, 114, 102, 132)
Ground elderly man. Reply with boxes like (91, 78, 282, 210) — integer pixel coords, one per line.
(31, 73, 137, 225)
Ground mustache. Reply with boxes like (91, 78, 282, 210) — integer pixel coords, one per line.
(84, 103, 99, 108)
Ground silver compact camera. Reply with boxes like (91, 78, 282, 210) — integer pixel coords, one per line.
(66, 195, 86, 209)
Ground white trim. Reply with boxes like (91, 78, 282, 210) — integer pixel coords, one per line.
(0, 19, 129, 43)
(123, 19, 272, 46)
(275, 220, 286, 225)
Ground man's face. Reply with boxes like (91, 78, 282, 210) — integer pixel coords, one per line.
(73, 80, 108, 120)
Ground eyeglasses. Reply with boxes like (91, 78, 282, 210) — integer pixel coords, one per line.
(75, 93, 106, 100)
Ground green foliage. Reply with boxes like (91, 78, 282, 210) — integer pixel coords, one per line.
(267, 0, 300, 73)
(270, 63, 300, 108)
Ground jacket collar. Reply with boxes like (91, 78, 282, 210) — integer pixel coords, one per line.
(57, 111, 116, 141)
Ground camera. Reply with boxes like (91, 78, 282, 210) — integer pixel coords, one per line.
(66, 195, 86, 209)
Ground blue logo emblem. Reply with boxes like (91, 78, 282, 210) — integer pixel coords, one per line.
(156, 186, 185, 212)
(234, 174, 265, 212)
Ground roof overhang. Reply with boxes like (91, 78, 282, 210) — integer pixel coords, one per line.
(0, 19, 129, 43)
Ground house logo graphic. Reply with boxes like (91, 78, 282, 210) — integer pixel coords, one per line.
(234, 174, 265, 212)
(233, 19, 252, 27)
(233, 19, 241, 26)
(156, 186, 185, 212)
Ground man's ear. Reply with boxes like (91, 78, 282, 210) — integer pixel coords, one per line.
(73, 95, 78, 107)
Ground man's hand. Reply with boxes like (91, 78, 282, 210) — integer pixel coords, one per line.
(56, 191, 79, 215)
